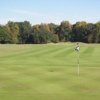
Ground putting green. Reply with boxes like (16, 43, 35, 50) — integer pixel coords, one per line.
(0, 43, 100, 100)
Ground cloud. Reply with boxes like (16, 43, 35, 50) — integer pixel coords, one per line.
(10, 9, 46, 17)
(10, 9, 60, 20)
(0, 17, 20, 25)
(67, 14, 100, 24)
(2, 9, 99, 25)
(0, 9, 62, 25)
(0, 8, 100, 25)
(9, 9, 62, 24)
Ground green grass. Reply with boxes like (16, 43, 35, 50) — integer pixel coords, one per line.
(0, 43, 100, 100)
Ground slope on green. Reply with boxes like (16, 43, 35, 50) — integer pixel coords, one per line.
(0, 43, 100, 100)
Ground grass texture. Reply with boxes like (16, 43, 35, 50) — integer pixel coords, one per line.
(0, 43, 100, 100)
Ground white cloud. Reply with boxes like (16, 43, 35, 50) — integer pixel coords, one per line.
(66, 14, 100, 24)
(0, 17, 20, 25)
(1, 9, 99, 25)
(9, 9, 62, 25)
(0, 9, 60, 25)
(10, 9, 45, 17)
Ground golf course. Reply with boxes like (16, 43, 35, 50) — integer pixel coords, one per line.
(0, 43, 100, 100)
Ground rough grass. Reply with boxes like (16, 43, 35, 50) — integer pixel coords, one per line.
(0, 43, 100, 100)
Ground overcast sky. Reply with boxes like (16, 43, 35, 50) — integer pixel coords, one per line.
(0, 0, 100, 25)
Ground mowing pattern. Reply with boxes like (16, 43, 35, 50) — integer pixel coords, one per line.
(0, 43, 100, 100)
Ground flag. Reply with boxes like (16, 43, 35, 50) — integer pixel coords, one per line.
(75, 43, 80, 51)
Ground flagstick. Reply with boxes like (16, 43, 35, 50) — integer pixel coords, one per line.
(78, 51, 80, 75)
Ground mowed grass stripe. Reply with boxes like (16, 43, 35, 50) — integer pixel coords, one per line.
(12, 45, 61, 58)
(53, 46, 74, 57)
(92, 46, 100, 57)
(41, 48, 77, 66)
(42, 45, 73, 57)
(13, 45, 69, 58)
(0, 45, 68, 65)
(0, 45, 55, 59)
(0, 43, 100, 100)
(81, 47, 94, 55)
(79, 46, 100, 67)
(80, 46, 94, 60)
(30, 45, 65, 57)
(0, 65, 48, 89)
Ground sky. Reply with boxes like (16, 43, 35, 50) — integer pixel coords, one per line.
(0, 0, 100, 25)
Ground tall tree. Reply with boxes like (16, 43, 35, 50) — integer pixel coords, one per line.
(94, 22, 100, 43)
(39, 23, 50, 32)
(29, 29, 56, 44)
(6, 21, 19, 43)
(17, 21, 32, 44)
(48, 23, 58, 34)
(32, 24, 40, 33)
(87, 23, 95, 43)
(0, 25, 11, 43)
(48, 23, 59, 42)
(57, 21, 72, 42)
(72, 21, 88, 42)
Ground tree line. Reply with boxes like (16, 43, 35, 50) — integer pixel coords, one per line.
(0, 21, 100, 44)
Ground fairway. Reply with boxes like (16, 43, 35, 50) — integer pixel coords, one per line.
(0, 43, 100, 100)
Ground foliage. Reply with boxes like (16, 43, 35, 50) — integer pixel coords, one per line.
(16, 21, 32, 44)
(94, 22, 100, 43)
(6, 21, 19, 43)
(57, 21, 72, 42)
(72, 21, 88, 42)
(29, 29, 56, 44)
(0, 25, 12, 43)
(0, 20, 100, 44)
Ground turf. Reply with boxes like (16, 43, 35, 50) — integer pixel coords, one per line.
(0, 43, 100, 100)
